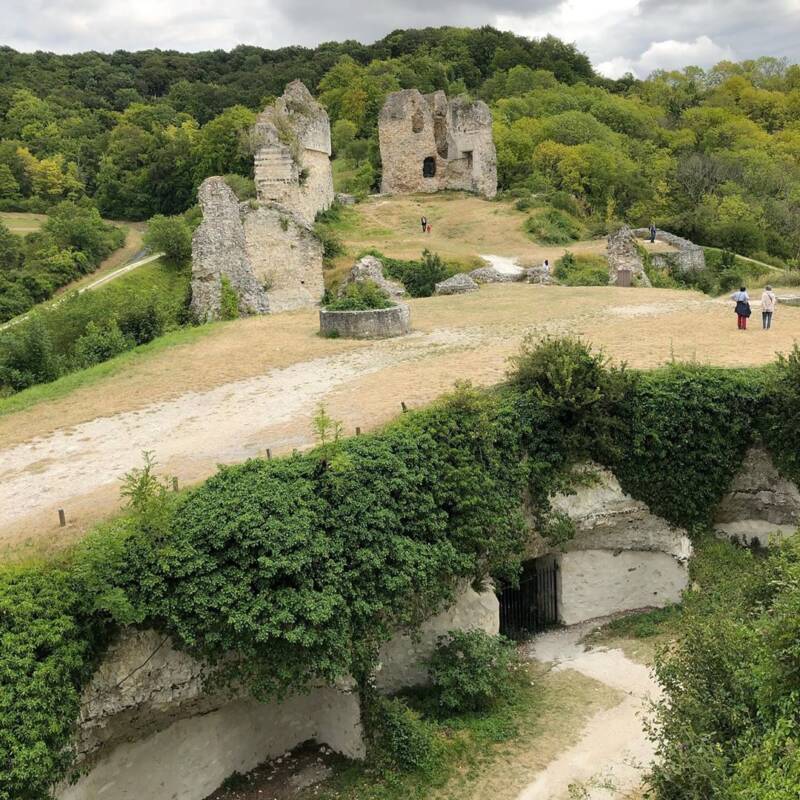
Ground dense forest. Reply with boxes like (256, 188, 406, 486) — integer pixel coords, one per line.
(1, 27, 799, 267)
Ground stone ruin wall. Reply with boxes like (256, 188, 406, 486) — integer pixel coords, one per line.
(633, 227, 706, 272)
(191, 81, 332, 321)
(606, 226, 652, 287)
(379, 89, 497, 198)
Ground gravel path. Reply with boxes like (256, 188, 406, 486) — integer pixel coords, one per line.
(517, 624, 659, 800)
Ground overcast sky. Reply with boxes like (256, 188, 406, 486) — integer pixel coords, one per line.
(2, 0, 799, 78)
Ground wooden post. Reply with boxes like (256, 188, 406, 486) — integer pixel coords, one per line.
(172, 477, 179, 492)
(58, 509, 66, 527)
(356, 427, 361, 436)
(266, 448, 272, 460)
(401, 401, 408, 413)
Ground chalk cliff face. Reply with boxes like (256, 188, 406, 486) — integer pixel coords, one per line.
(56, 586, 497, 800)
(190, 81, 330, 321)
(379, 89, 497, 198)
(715, 446, 800, 546)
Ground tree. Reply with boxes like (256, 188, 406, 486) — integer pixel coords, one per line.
(143, 214, 192, 268)
(0, 163, 20, 200)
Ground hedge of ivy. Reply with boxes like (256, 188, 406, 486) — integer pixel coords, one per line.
(1, 339, 799, 799)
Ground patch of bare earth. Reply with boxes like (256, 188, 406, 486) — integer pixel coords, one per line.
(2, 285, 799, 557)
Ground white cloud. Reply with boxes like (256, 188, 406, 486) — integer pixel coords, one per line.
(596, 34, 736, 78)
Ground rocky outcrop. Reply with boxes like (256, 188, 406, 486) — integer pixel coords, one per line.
(469, 265, 524, 284)
(607, 226, 652, 287)
(337, 255, 406, 300)
(379, 89, 497, 198)
(715, 446, 800, 546)
(525, 265, 557, 285)
(633, 228, 706, 273)
(435, 272, 479, 295)
(57, 585, 496, 800)
(548, 465, 692, 625)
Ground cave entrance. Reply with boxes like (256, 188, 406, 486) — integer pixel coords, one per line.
(422, 157, 437, 178)
(498, 556, 559, 639)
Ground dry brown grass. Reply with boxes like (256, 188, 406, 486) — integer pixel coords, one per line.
(323, 194, 676, 287)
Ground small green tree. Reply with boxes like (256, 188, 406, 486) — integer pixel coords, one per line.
(144, 214, 192, 268)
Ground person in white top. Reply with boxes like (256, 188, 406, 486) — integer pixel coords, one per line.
(542, 258, 550, 277)
(761, 285, 777, 330)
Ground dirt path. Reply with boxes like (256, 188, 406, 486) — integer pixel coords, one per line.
(519, 624, 659, 800)
(2, 285, 799, 558)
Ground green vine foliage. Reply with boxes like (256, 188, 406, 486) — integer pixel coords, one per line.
(2, 339, 800, 798)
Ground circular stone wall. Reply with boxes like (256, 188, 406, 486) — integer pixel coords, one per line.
(319, 303, 411, 339)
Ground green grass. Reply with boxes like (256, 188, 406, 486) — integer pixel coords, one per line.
(0, 211, 47, 234)
(0, 323, 216, 418)
(304, 670, 543, 800)
(554, 253, 609, 286)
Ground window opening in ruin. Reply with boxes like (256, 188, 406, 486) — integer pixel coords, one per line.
(422, 157, 437, 178)
(465, 150, 473, 170)
(498, 557, 559, 639)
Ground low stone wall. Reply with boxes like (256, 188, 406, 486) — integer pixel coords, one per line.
(320, 303, 411, 339)
(633, 228, 706, 273)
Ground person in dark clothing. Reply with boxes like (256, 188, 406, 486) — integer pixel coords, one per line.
(731, 286, 751, 330)
(421, 216, 427, 234)
(649, 223, 657, 243)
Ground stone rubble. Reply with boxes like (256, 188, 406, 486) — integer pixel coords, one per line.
(337, 255, 406, 300)
(434, 272, 479, 295)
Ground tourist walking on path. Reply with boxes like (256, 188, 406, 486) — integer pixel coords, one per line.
(420, 215, 427, 234)
(732, 286, 751, 330)
(761, 285, 777, 329)
(649, 223, 657, 243)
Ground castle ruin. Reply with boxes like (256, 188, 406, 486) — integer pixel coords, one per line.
(190, 81, 332, 321)
(378, 90, 497, 198)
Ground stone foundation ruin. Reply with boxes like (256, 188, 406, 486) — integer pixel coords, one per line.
(379, 89, 497, 198)
(190, 81, 332, 321)
(633, 227, 706, 272)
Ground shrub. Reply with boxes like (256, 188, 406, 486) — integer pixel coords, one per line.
(367, 695, 438, 772)
(313, 219, 345, 266)
(525, 208, 582, 244)
(0, 315, 60, 391)
(325, 279, 393, 311)
(222, 174, 256, 200)
(219, 275, 239, 320)
(117, 298, 166, 345)
(427, 629, 521, 713)
(761, 345, 800, 484)
(72, 320, 131, 368)
(382, 249, 454, 298)
(144, 214, 192, 268)
(553, 251, 608, 285)
(508, 336, 629, 459)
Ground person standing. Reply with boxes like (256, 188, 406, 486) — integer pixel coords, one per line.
(761, 285, 777, 330)
(420, 215, 427, 234)
(542, 258, 550, 280)
(732, 286, 751, 330)
(649, 222, 657, 243)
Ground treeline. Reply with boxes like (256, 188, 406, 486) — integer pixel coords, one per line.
(2, 29, 800, 262)
(0, 28, 596, 218)
(0, 203, 124, 321)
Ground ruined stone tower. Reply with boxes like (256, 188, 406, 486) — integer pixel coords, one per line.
(378, 90, 497, 198)
(190, 81, 331, 321)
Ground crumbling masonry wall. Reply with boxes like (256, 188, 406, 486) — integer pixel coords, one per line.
(379, 89, 497, 198)
(190, 81, 330, 321)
